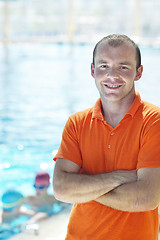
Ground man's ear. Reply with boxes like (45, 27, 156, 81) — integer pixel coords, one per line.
(91, 63, 95, 78)
(135, 65, 143, 81)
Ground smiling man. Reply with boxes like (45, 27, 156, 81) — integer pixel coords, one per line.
(53, 34, 160, 240)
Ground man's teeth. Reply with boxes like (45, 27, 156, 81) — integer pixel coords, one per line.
(106, 84, 121, 88)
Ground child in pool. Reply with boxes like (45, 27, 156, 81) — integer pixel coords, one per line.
(0, 190, 33, 225)
(23, 171, 58, 224)
(0, 190, 35, 237)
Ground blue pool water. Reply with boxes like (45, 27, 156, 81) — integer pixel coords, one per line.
(0, 43, 160, 201)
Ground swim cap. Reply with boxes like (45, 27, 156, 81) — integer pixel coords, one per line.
(34, 171, 50, 187)
(2, 190, 23, 211)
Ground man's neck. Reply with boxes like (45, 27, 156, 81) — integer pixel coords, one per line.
(101, 93, 135, 128)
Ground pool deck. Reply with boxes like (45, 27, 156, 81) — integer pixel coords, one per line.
(9, 208, 160, 239)
(11, 208, 71, 240)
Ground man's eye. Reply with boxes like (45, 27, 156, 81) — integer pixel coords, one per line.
(100, 65, 107, 68)
(121, 66, 128, 70)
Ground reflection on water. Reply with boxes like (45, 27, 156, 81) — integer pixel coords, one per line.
(0, 43, 160, 197)
(0, 43, 98, 196)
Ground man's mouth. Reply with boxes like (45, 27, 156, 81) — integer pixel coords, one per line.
(104, 84, 122, 89)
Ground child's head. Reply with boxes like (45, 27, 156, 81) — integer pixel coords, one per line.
(34, 171, 50, 194)
(2, 190, 24, 211)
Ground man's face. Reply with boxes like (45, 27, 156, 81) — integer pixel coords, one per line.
(91, 42, 143, 104)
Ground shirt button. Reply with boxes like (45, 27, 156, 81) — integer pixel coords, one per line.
(108, 144, 111, 149)
(110, 132, 114, 136)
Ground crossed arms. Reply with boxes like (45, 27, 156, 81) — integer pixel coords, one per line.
(53, 158, 160, 212)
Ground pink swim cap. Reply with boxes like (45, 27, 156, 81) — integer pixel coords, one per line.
(35, 171, 50, 187)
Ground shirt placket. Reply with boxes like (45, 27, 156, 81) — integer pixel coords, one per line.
(106, 129, 116, 171)
(102, 120, 115, 171)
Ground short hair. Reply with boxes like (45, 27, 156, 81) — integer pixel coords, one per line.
(92, 34, 141, 69)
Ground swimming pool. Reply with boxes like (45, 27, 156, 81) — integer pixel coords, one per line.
(0, 43, 160, 200)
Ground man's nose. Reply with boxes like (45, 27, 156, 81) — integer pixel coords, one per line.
(107, 68, 118, 79)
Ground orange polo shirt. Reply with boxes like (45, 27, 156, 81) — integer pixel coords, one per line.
(54, 92, 160, 240)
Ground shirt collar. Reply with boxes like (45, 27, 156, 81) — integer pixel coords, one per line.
(92, 98, 104, 120)
(92, 92, 142, 120)
(126, 92, 142, 117)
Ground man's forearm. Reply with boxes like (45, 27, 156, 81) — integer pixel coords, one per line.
(53, 161, 137, 204)
(54, 171, 118, 203)
(95, 179, 156, 212)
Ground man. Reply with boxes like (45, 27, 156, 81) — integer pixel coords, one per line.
(53, 34, 160, 239)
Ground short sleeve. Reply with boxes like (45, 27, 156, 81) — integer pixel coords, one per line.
(53, 116, 82, 167)
(137, 119, 160, 169)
